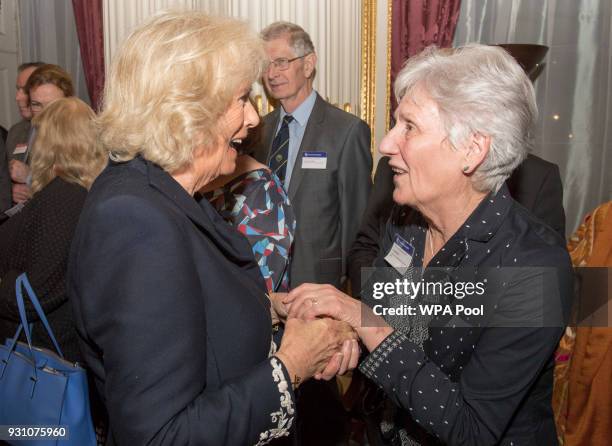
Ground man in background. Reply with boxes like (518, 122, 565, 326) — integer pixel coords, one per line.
(5, 62, 44, 159)
(255, 21, 372, 291)
(253, 21, 372, 445)
(8, 64, 74, 204)
(2, 62, 44, 211)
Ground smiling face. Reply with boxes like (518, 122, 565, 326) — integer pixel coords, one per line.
(214, 87, 260, 176)
(192, 86, 260, 190)
(379, 87, 466, 209)
(263, 35, 316, 113)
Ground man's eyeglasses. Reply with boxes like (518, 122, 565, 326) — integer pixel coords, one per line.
(266, 53, 311, 71)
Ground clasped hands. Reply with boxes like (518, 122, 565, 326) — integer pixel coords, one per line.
(271, 283, 365, 386)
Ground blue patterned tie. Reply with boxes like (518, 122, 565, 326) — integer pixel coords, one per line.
(268, 115, 294, 184)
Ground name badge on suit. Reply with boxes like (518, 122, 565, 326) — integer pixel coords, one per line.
(13, 144, 28, 155)
(301, 151, 327, 169)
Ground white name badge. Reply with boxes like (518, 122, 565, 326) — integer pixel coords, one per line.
(13, 144, 28, 155)
(301, 151, 327, 169)
(384, 234, 415, 275)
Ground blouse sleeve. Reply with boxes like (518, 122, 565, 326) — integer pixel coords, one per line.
(217, 171, 296, 292)
(359, 266, 568, 446)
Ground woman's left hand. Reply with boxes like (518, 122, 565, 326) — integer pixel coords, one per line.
(314, 338, 361, 380)
(286, 283, 395, 356)
(285, 283, 362, 329)
(284, 284, 364, 379)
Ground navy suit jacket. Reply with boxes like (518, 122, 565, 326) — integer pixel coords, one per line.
(68, 157, 295, 445)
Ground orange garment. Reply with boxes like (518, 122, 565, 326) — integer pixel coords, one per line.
(554, 202, 612, 446)
(567, 202, 612, 267)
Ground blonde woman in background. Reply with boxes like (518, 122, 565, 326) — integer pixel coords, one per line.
(0, 97, 107, 363)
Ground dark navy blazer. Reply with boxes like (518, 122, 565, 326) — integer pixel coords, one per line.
(68, 157, 295, 445)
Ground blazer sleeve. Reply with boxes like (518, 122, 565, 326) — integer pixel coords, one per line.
(533, 163, 566, 239)
(347, 157, 395, 295)
(359, 267, 567, 446)
(338, 119, 372, 284)
(70, 196, 295, 445)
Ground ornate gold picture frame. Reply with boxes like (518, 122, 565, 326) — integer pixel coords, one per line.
(361, 0, 392, 154)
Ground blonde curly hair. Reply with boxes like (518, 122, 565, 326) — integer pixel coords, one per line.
(97, 11, 266, 173)
(30, 97, 107, 195)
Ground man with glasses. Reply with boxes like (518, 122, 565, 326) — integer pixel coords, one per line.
(256, 21, 372, 292)
(254, 21, 372, 445)
(8, 64, 74, 204)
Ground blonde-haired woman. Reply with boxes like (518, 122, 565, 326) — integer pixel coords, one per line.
(0, 97, 107, 362)
(67, 12, 358, 445)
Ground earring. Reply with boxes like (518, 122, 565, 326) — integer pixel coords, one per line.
(462, 166, 470, 172)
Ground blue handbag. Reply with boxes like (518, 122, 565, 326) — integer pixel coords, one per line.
(0, 273, 96, 446)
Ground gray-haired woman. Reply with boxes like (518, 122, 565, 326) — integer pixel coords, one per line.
(285, 44, 573, 445)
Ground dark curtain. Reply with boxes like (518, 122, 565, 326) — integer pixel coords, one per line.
(390, 0, 462, 112)
(72, 0, 105, 111)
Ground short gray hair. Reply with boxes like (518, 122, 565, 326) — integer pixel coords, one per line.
(394, 44, 537, 193)
(261, 21, 315, 57)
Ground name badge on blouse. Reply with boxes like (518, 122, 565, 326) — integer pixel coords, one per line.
(385, 234, 414, 275)
(301, 151, 327, 169)
(13, 144, 28, 155)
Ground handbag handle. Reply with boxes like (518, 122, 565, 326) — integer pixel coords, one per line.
(15, 273, 65, 359)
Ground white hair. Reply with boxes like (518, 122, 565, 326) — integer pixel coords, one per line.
(394, 44, 538, 193)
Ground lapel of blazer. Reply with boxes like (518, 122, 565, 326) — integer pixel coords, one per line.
(287, 93, 327, 199)
(144, 158, 212, 231)
(146, 158, 259, 265)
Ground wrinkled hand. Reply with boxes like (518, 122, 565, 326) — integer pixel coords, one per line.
(282, 284, 366, 379)
(12, 183, 31, 203)
(285, 283, 363, 328)
(275, 317, 357, 387)
(9, 160, 30, 184)
(314, 337, 360, 380)
(286, 283, 393, 355)
(269, 292, 289, 324)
